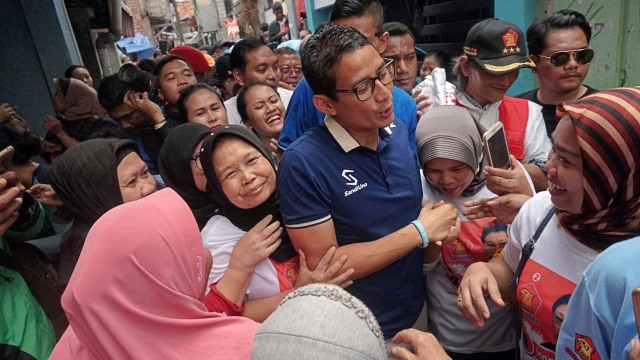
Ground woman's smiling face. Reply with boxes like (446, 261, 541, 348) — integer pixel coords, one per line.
(212, 136, 276, 209)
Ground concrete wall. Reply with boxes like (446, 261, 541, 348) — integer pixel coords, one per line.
(536, 0, 639, 90)
(0, 0, 77, 134)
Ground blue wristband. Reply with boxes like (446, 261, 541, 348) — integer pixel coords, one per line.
(411, 220, 429, 249)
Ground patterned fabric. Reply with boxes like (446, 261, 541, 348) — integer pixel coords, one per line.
(252, 283, 386, 359)
(555, 87, 640, 250)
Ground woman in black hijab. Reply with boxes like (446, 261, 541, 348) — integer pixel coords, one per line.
(50, 138, 156, 287)
(198, 125, 352, 321)
(158, 123, 217, 230)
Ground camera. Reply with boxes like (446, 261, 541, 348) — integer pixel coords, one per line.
(118, 63, 161, 103)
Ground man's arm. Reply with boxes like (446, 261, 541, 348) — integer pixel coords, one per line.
(268, 22, 282, 43)
(287, 201, 459, 279)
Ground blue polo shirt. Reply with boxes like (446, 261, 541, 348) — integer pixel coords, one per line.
(279, 117, 425, 339)
(277, 76, 418, 155)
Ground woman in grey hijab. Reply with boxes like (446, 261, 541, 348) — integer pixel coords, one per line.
(251, 283, 387, 360)
(416, 106, 529, 359)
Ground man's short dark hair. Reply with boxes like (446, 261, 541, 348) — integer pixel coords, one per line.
(329, 0, 384, 33)
(382, 22, 414, 41)
(230, 36, 268, 73)
(153, 54, 186, 77)
(302, 25, 371, 101)
(177, 83, 225, 121)
(97, 74, 128, 111)
(237, 83, 280, 125)
(271, 1, 283, 12)
(526, 9, 592, 56)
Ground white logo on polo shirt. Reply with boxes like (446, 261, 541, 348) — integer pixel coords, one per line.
(342, 169, 358, 186)
(342, 169, 368, 197)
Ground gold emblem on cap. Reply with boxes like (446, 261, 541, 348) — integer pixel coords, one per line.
(463, 46, 477, 56)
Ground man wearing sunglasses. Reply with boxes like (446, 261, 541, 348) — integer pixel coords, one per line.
(278, 24, 460, 347)
(454, 19, 552, 193)
(517, 10, 597, 137)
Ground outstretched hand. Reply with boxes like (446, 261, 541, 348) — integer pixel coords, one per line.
(463, 193, 531, 227)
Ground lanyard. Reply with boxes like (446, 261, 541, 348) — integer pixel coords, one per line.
(508, 208, 555, 287)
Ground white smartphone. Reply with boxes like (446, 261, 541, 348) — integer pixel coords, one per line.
(482, 122, 510, 169)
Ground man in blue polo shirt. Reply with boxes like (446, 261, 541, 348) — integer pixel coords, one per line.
(277, 0, 418, 154)
(278, 25, 460, 342)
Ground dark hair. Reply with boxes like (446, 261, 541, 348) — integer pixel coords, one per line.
(302, 25, 371, 100)
(424, 50, 450, 69)
(274, 47, 297, 56)
(64, 65, 86, 78)
(552, 294, 571, 313)
(271, 2, 283, 12)
(0, 125, 41, 165)
(526, 9, 592, 56)
(97, 74, 128, 111)
(152, 54, 188, 76)
(382, 22, 415, 41)
(329, 0, 384, 33)
(480, 223, 507, 244)
(260, 22, 269, 32)
(236, 83, 280, 125)
(230, 36, 268, 73)
(137, 58, 157, 73)
(177, 83, 225, 122)
(88, 117, 125, 140)
(199, 45, 215, 55)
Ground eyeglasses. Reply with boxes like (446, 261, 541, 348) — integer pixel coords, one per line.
(190, 153, 202, 170)
(334, 58, 395, 101)
(280, 67, 303, 75)
(537, 48, 595, 67)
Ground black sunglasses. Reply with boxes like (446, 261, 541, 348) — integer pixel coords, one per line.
(538, 48, 595, 67)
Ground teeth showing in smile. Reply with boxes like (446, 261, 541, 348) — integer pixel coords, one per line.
(549, 182, 566, 192)
(266, 114, 281, 124)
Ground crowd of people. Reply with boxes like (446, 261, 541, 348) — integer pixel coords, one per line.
(1, 0, 639, 359)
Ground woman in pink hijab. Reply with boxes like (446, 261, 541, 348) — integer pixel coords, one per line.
(50, 188, 259, 359)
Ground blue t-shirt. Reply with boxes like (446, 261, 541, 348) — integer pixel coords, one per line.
(278, 76, 418, 155)
(556, 238, 640, 360)
(278, 117, 425, 339)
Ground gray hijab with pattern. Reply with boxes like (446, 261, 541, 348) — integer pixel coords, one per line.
(251, 284, 386, 360)
(416, 105, 486, 197)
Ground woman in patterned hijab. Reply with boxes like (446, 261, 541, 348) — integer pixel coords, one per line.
(458, 87, 640, 359)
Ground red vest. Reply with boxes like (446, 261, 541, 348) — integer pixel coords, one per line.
(455, 96, 529, 160)
(498, 96, 529, 160)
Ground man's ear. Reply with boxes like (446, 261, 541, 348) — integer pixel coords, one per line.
(232, 69, 245, 86)
(529, 55, 539, 75)
(459, 56, 472, 77)
(156, 87, 166, 101)
(377, 31, 390, 54)
(312, 94, 338, 116)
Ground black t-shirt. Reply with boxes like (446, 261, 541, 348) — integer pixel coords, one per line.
(516, 85, 598, 137)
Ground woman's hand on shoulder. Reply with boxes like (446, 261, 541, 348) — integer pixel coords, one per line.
(295, 247, 354, 288)
(229, 214, 282, 272)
